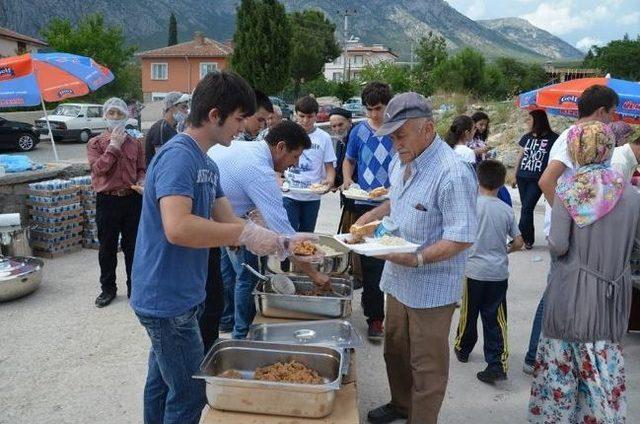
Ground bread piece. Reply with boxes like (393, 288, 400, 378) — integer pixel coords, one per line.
(368, 187, 389, 198)
(349, 220, 382, 238)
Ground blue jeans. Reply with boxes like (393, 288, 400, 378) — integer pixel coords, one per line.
(283, 198, 321, 232)
(220, 247, 259, 339)
(525, 251, 558, 366)
(136, 304, 206, 424)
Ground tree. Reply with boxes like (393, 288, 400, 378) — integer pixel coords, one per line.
(413, 32, 448, 95)
(231, 0, 292, 94)
(289, 10, 341, 98)
(358, 61, 417, 93)
(415, 32, 448, 74)
(583, 35, 640, 80)
(430, 48, 485, 95)
(334, 81, 359, 102)
(41, 13, 138, 101)
(168, 13, 178, 46)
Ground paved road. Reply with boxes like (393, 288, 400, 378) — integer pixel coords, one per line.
(0, 194, 639, 424)
(1, 139, 89, 164)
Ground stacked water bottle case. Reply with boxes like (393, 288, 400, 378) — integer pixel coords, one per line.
(70, 176, 99, 249)
(28, 179, 83, 258)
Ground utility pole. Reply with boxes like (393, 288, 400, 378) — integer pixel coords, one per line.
(336, 8, 356, 81)
(410, 39, 415, 71)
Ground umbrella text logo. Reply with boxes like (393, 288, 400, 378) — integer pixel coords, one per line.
(0, 66, 15, 80)
(559, 95, 579, 104)
(622, 101, 640, 112)
(57, 88, 74, 98)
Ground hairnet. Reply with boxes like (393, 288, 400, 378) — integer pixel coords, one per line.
(103, 97, 129, 118)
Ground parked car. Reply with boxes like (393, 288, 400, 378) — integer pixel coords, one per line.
(0, 116, 40, 152)
(316, 105, 333, 123)
(268, 96, 293, 119)
(34, 103, 138, 143)
(342, 97, 364, 117)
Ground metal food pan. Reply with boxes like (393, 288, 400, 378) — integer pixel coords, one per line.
(266, 234, 350, 275)
(253, 276, 352, 320)
(247, 319, 363, 349)
(194, 339, 343, 418)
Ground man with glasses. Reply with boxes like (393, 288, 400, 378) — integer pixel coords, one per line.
(340, 82, 394, 341)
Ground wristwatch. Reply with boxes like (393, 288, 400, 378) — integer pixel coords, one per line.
(415, 251, 424, 267)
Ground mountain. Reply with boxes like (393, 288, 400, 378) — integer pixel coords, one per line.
(0, 0, 579, 61)
(478, 18, 584, 60)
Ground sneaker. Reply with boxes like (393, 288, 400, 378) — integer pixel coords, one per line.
(454, 349, 469, 363)
(367, 320, 384, 341)
(523, 362, 535, 375)
(367, 403, 407, 424)
(525, 243, 533, 250)
(477, 367, 507, 384)
(95, 291, 116, 308)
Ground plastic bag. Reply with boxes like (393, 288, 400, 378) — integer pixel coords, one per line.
(0, 154, 38, 173)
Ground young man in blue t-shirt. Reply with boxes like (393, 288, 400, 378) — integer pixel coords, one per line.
(341, 82, 394, 340)
(130, 72, 304, 424)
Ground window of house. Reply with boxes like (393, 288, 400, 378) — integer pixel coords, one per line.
(332, 72, 343, 82)
(151, 63, 168, 80)
(16, 41, 27, 54)
(199, 62, 219, 79)
(353, 55, 364, 66)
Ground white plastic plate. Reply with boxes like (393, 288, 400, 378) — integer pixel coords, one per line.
(333, 234, 419, 256)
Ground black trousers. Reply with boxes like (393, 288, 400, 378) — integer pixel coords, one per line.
(454, 277, 509, 372)
(96, 193, 142, 296)
(516, 176, 543, 246)
(199, 248, 225, 352)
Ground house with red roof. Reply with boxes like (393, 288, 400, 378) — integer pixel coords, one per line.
(0, 27, 48, 57)
(137, 32, 233, 102)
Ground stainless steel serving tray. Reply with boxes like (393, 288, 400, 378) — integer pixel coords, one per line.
(247, 319, 363, 349)
(194, 339, 343, 418)
(253, 275, 353, 320)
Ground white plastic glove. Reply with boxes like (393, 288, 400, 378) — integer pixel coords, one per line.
(109, 126, 126, 149)
(238, 221, 320, 260)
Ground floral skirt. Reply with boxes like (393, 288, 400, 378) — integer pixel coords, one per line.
(528, 337, 626, 423)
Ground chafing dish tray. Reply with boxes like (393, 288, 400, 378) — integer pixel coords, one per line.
(194, 339, 343, 418)
(253, 275, 352, 320)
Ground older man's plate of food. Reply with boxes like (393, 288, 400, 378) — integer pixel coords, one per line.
(342, 185, 389, 202)
(333, 220, 419, 256)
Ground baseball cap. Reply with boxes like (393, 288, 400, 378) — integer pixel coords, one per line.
(177, 93, 191, 105)
(163, 92, 184, 112)
(375, 92, 433, 137)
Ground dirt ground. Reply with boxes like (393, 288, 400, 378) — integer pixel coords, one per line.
(1, 191, 639, 424)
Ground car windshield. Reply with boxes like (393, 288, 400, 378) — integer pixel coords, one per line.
(52, 105, 81, 117)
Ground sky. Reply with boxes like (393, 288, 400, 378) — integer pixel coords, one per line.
(446, 0, 640, 51)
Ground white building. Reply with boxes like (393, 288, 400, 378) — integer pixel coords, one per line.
(324, 38, 398, 81)
(0, 27, 48, 58)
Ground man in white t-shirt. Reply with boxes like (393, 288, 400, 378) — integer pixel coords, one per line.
(523, 84, 620, 374)
(283, 96, 337, 232)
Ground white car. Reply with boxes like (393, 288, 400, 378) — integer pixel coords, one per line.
(35, 103, 138, 143)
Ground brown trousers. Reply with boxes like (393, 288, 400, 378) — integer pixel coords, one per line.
(384, 295, 455, 424)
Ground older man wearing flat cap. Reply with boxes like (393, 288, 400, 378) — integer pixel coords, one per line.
(359, 92, 478, 424)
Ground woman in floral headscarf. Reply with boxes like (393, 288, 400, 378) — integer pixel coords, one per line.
(528, 121, 640, 423)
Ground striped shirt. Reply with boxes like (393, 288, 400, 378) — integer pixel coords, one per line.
(208, 140, 295, 235)
(380, 136, 478, 308)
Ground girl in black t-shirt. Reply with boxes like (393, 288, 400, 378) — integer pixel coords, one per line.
(515, 110, 559, 249)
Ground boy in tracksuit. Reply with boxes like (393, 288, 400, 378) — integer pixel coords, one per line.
(454, 159, 524, 383)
